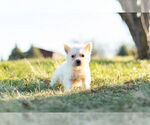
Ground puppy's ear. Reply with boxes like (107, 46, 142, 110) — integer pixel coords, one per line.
(84, 42, 92, 52)
(64, 44, 70, 53)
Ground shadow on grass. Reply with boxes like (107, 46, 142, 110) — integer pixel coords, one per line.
(0, 78, 150, 112)
(0, 79, 50, 94)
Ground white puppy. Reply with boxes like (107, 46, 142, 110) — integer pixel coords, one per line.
(50, 43, 92, 90)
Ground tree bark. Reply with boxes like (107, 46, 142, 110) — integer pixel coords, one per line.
(119, 13, 150, 59)
(141, 0, 150, 12)
(118, 0, 150, 59)
(118, 0, 140, 12)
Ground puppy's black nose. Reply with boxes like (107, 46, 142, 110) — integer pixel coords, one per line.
(76, 60, 81, 66)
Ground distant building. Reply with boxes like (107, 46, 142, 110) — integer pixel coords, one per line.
(39, 48, 65, 60)
(9, 45, 65, 60)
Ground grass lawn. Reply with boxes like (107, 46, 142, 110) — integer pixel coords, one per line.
(0, 57, 150, 112)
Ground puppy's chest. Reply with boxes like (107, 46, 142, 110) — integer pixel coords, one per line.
(70, 69, 85, 84)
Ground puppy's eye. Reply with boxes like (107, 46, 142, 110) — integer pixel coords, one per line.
(81, 54, 85, 57)
(71, 55, 75, 58)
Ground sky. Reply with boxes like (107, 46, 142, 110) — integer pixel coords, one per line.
(0, 0, 134, 60)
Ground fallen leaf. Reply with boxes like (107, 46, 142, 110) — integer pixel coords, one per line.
(124, 81, 134, 88)
(91, 89, 97, 93)
(22, 101, 30, 109)
(10, 74, 16, 78)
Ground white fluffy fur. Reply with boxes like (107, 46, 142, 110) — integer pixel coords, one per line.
(50, 43, 92, 90)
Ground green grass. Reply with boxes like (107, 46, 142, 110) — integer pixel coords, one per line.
(0, 57, 150, 112)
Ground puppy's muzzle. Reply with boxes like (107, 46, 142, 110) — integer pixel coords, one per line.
(75, 59, 81, 66)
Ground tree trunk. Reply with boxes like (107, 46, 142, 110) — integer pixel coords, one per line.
(141, 0, 150, 12)
(119, 13, 150, 59)
(118, 0, 150, 59)
(118, 0, 140, 12)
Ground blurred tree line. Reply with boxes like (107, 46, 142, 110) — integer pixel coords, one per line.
(9, 43, 136, 61)
(9, 45, 43, 60)
(117, 45, 137, 57)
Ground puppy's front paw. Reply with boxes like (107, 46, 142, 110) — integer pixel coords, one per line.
(84, 84, 91, 90)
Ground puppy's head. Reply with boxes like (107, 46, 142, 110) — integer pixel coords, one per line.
(64, 43, 92, 68)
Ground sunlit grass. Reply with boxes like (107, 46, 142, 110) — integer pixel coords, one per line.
(0, 57, 150, 112)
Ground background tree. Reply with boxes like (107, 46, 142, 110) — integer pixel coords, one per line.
(117, 45, 129, 56)
(118, 0, 150, 59)
(9, 45, 25, 60)
(26, 45, 43, 58)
